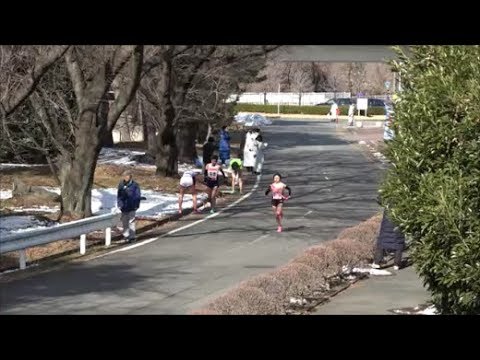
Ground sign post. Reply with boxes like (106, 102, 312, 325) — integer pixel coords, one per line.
(357, 98, 368, 117)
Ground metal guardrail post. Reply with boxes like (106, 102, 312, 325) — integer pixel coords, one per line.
(80, 234, 86, 255)
(19, 249, 27, 270)
(105, 227, 111, 247)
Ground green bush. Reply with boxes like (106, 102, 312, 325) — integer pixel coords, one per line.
(233, 103, 386, 116)
(380, 46, 480, 314)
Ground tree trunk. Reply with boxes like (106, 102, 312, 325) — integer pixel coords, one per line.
(177, 121, 198, 163)
(154, 126, 178, 176)
(58, 112, 102, 218)
(144, 115, 158, 156)
(102, 129, 114, 147)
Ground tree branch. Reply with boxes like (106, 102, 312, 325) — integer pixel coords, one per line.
(107, 45, 144, 131)
(65, 47, 86, 104)
(1, 45, 70, 116)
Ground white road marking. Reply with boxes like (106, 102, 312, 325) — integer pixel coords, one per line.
(249, 233, 269, 244)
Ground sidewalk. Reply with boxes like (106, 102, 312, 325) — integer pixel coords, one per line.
(313, 264, 430, 315)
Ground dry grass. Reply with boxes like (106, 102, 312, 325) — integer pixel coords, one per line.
(328, 238, 364, 269)
(304, 245, 342, 278)
(338, 215, 381, 245)
(0, 164, 181, 194)
(0, 193, 60, 211)
(290, 253, 329, 287)
(270, 263, 317, 298)
(208, 286, 277, 315)
(240, 273, 287, 313)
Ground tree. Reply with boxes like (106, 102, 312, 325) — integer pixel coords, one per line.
(380, 45, 480, 314)
(140, 45, 278, 176)
(0, 45, 70, 162)
(54, 45, 143, 218)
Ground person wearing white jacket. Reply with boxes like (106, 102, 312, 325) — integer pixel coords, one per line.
(243, 129, 259, 172)
(348, 103, 355, 126)
(329, 102, 338, 123)
(253, 134, 267, 175)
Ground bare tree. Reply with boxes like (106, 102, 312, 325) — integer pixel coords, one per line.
(0, 46, 70, 161)
(48, 45, 144, 217)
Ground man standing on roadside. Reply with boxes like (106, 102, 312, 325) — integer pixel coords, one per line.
(117, 170, 141, 243)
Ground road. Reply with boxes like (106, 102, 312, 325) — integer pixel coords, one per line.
(0, 119, 384, 314)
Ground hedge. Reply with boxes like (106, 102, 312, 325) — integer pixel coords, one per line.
(234, 104, 386, 116)
(380, 45, 480, 314)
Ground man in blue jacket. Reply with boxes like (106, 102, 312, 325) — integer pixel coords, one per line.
(218, 125, 231, 166)
(117, 170, 141, 243)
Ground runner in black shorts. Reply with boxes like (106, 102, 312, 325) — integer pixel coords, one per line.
(265, 173, 292, 233)
(204, 155, 226, 214)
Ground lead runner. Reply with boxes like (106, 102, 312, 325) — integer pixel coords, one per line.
(265, 173, 292, 232)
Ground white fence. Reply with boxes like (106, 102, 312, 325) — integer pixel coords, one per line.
(228, 92, 390, 106)
(229, 92, 351, 106)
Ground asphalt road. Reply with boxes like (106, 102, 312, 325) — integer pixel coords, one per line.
(0, 119, 385, 314)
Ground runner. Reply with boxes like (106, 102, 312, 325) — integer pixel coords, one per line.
(178, 170, 200, 214)
(265, 173, 292, 232)
(228, 154, 243, 194)
(204, 155, 226, 213)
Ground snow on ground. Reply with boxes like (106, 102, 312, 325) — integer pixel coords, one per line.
(0, 190, 12, 200)
(98, 147, 204, 175)
(418, 305, 438, 315)
(98, 148, 155, 168)
(88, 187, 207, 218)
(2, 186, 207, 221)
(392, 304, 438, 315)
(12, 206, 60, 213)
(0, 215, 57, 237)
(0, 163, 45, 170)
(1, 148, 203, 175)
(352, 267, 393, 276)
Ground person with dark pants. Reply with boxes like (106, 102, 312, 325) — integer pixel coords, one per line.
(202, 137, 216, 169)
(218, 125, 231, 165)
(117, 170, 141, 243)
(371, 209, 406, 270)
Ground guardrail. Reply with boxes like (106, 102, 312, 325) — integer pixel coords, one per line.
(0, 212, 121, 270)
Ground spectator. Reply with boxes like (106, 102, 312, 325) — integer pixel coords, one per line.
(202, 137, 216, 169)
(371, 209, 406, 270)
(253, 134, 268, 175)
(219, 125, 231, 166)
(243, 129, 258, 173)
(117, 170, 141, 243)
(348, 103, 355, 126)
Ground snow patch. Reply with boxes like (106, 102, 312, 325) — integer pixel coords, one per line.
(352, 267, 393, 276)
(0, 163, 45, 170)
(0, 190, 13, 200)
(4, 187, 207, 221)
(0, 215, 57, 237)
